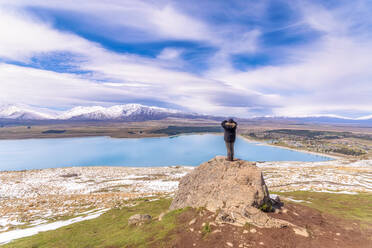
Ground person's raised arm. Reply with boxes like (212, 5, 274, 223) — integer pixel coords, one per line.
(221, 120, 227, 128)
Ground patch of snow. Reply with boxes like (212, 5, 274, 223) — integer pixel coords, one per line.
(270, 194, 278, 200)
(0, 208, 109, 245)
(285, 197, 311, 203)
(137, 180, 179, 193)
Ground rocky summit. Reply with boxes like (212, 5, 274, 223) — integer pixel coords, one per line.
(170, 156, 291, 228)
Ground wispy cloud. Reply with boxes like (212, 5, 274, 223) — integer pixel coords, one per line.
(0, 0, 371, 117)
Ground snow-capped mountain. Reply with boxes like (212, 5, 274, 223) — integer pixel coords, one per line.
(58, 104, 185, 121)
(1, 104, 371, 125)
(0, 105, 57, 120)
(0, 104, 199, 121)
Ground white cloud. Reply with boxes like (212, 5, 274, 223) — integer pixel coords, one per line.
(157, 48, 183, 60)
(0, 7, 100, 62)
(0, 0, 371, 118)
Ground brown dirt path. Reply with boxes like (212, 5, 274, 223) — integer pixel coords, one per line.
(164, 203, 372, 248)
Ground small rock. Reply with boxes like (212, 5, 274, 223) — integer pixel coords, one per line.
(202, 222, 206, 227)
(250, 228, 257, 233)
(209, 222, 217, 226)
(239, 244, 243, 248)
(336, 233, 340, 236)
(282, 209, 288, 214)
(189, 218, 196, 225)
(193, 243, 196, 247)
(243, 230, 249, 234)
(128, 214, 151, 226)
(158, 212, 165, 221)
(226, 242, 233, 247)
(293, 227, 309, 237)
(259, 242, 264, 245)
(212, 229, 221, 234)
(190, 228, 194, 232)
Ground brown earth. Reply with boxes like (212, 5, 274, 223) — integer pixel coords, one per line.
(163, 203, 372, 248)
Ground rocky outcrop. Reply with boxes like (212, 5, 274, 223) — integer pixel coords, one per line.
(170, 156, 291, 228)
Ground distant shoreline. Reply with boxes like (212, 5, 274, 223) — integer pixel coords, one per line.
(239, 135, 341, 160)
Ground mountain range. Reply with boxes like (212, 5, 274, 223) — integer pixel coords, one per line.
(0, 104, 204, 122)
(0, 104, 371, 126)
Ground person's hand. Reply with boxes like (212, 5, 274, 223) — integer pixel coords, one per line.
(225, 122, 236, 127)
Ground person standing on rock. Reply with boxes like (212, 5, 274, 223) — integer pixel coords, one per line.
(221, 118, 237, 161)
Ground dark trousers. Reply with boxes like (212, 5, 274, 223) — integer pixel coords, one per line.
(225, 141, 235, 161)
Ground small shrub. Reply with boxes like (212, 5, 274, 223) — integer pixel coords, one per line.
(201, 223, 211, 237)
(196, 206, 206, 214)
(244, 222, 252, 228)
(259, 203, 273, 212)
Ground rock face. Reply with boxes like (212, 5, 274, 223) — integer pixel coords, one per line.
(170, 156, 290, 228)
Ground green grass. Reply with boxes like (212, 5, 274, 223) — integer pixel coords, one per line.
(259, 202, 273, 212)
(3, 192, 372, 247)
(201, 223, 211, 237)
(273, 191, 372, 224)
(2, 198, 186, 248)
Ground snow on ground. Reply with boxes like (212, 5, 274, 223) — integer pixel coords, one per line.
(0, 166, 194, 234)
(260, 159, 372, 193)
(0, 159, 371, 242)
(0, 208, 109, 245)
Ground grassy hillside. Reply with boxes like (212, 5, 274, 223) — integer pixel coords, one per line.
(2, 198, 185, 248)
(274, 191, 372, 226)
(3, 192, 372, 248)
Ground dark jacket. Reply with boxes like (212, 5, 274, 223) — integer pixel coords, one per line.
(221, 120, 237, 142)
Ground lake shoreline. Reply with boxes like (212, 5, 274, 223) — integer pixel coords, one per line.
(0, 134, 333, 171)
(239, 135, 342, 160)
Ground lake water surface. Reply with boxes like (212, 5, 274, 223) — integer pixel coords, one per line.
(0, 134, 332, 171)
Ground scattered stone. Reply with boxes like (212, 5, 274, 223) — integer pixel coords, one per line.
(259, 242, 264, 245)
(336, 233, 340, 236)
(243, 229, 249, 234)
(226, 242, 233, 247)
(158, 212, 166, 221)
(170, 156, 292, 228)
(190, 228, 194, 232)
(189, 218, 196, 225)
(60, 173, 78, 178)
(239, 244, 243, 248)
(209, 222, 217, 226)
(128, 214, 152, 226)
(250, 228, 257, 233)
(282, 209, 288, 214)
(293, 227, 309, 237)
(202, 222, 206, 227)
(212, 229, 221, 234)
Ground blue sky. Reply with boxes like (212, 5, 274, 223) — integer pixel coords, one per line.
(0, 0, 371, 118)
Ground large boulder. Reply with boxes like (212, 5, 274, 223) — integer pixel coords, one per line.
(170, 156, 290, 228)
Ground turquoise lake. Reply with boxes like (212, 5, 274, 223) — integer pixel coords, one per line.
(0, 134, 332, 171)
